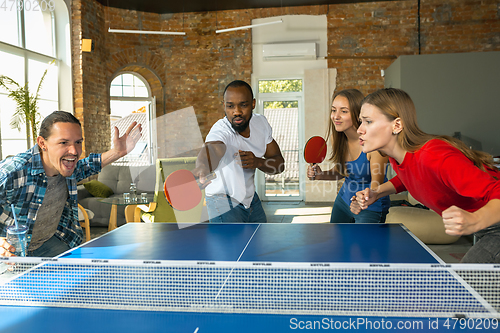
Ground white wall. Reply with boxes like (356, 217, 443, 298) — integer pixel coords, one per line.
(303, 68, 337, 202)
(252, 15, 328, 77)
(385, 51, 500, 155)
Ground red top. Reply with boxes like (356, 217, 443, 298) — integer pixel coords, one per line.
(389, 139, 500, 215)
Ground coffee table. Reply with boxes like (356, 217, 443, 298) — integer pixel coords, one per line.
(98, 194, 153, 230)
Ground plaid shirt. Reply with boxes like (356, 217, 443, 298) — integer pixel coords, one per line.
(0, 145, 101, 249)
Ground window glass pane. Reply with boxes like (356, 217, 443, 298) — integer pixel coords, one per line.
(0, 3, 62, 156)
(0, 9, 20, 46)
(24, 9, 54, 56)
(28, 59, 58, 101)
(110, 76, 123, 97)
(134, 86, 148, 98)
(0, 95, 25, 137)
(0, 51, 26, 155)
(133, 76, 144, 87)
(37, 99, 58, 118)
(111, 74, 150, 98)
(110, 76, 122, 85)
(1, 139, 28, 156)
(259, 79, 302, 93)
(0, 51, 25, 87)
(0, 94, 28, 155)
(264, 105, 299, 197)
(110, 85, 122, 97)
(0, 98, 57, 156)
(111, 75, 122, 85)
(122, 73, 134, 86)
(122, 86, 134, 97)
(133, 77, 148, 97)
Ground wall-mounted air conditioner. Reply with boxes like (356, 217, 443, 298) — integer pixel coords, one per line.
(262, 43, 317, 61)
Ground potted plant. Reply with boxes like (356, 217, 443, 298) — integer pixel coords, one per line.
(0, 60, 54, 150)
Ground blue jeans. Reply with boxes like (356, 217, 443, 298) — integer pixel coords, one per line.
(206, 193, 267, 223)
(330, 195, 387, 224)
(27, 235, 71, 257)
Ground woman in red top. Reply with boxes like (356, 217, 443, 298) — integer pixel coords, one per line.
(352, 88, 500, 263)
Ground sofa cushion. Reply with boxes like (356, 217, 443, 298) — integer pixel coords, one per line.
(83, 180, 114, 198)
(98, 165, 133, 194)
(97, 164, 156, 194)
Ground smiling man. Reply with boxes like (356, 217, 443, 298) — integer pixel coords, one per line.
(194, 80, 285, 223)
(0, 111, 141, 257)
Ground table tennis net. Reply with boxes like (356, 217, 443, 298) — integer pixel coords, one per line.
(0, 258, 498, 318)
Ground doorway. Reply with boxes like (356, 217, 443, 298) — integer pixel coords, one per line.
(109, 72, 156, 166)
(255, 79, 304, 201)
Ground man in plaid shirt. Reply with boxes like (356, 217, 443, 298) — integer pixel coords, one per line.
(0, 111, 141, 257)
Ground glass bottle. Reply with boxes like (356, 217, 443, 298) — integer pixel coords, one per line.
(129, 183, 137, 202)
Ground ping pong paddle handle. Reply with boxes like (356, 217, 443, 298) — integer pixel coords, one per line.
(304, 136, 327, 181)
(308, 163, 318, 181)
(196, 172, 216, 188)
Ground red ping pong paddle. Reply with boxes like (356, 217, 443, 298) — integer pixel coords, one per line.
(304, 136, 327, 180)
(163, 170, 216, 211)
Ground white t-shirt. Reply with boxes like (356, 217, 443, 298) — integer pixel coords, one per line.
(205, 113, 273, 208)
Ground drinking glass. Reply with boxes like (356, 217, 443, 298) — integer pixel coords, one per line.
(7, 225, 28, 257)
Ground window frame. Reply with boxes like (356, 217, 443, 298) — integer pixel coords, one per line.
(0, 2, 64, 158)
(110, 72, 151, 99)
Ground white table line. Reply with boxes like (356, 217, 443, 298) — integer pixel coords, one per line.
(215, 224, 261, 300)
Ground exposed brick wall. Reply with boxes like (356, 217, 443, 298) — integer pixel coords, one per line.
(327, 1, 418, 95)
(71, 0, 84, 153)
(72, 0, 108, 156)
(421, 0, 500, 53)
(71, 0, 500, 156)
(327, 0, 500, 95)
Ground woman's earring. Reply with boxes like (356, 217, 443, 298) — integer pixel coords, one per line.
(393, 131, 398, 135)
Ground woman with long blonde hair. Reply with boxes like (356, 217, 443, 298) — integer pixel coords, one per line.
(353, 88, 500, 263)
(308, 89, 390, 223)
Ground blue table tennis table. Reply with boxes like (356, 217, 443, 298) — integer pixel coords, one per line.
(0, 223, 498, 333)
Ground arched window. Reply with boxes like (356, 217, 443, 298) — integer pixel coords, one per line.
(110, 73, 149, 99)
(110, 72, 155, 166)
(0, 0, 71, 158)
